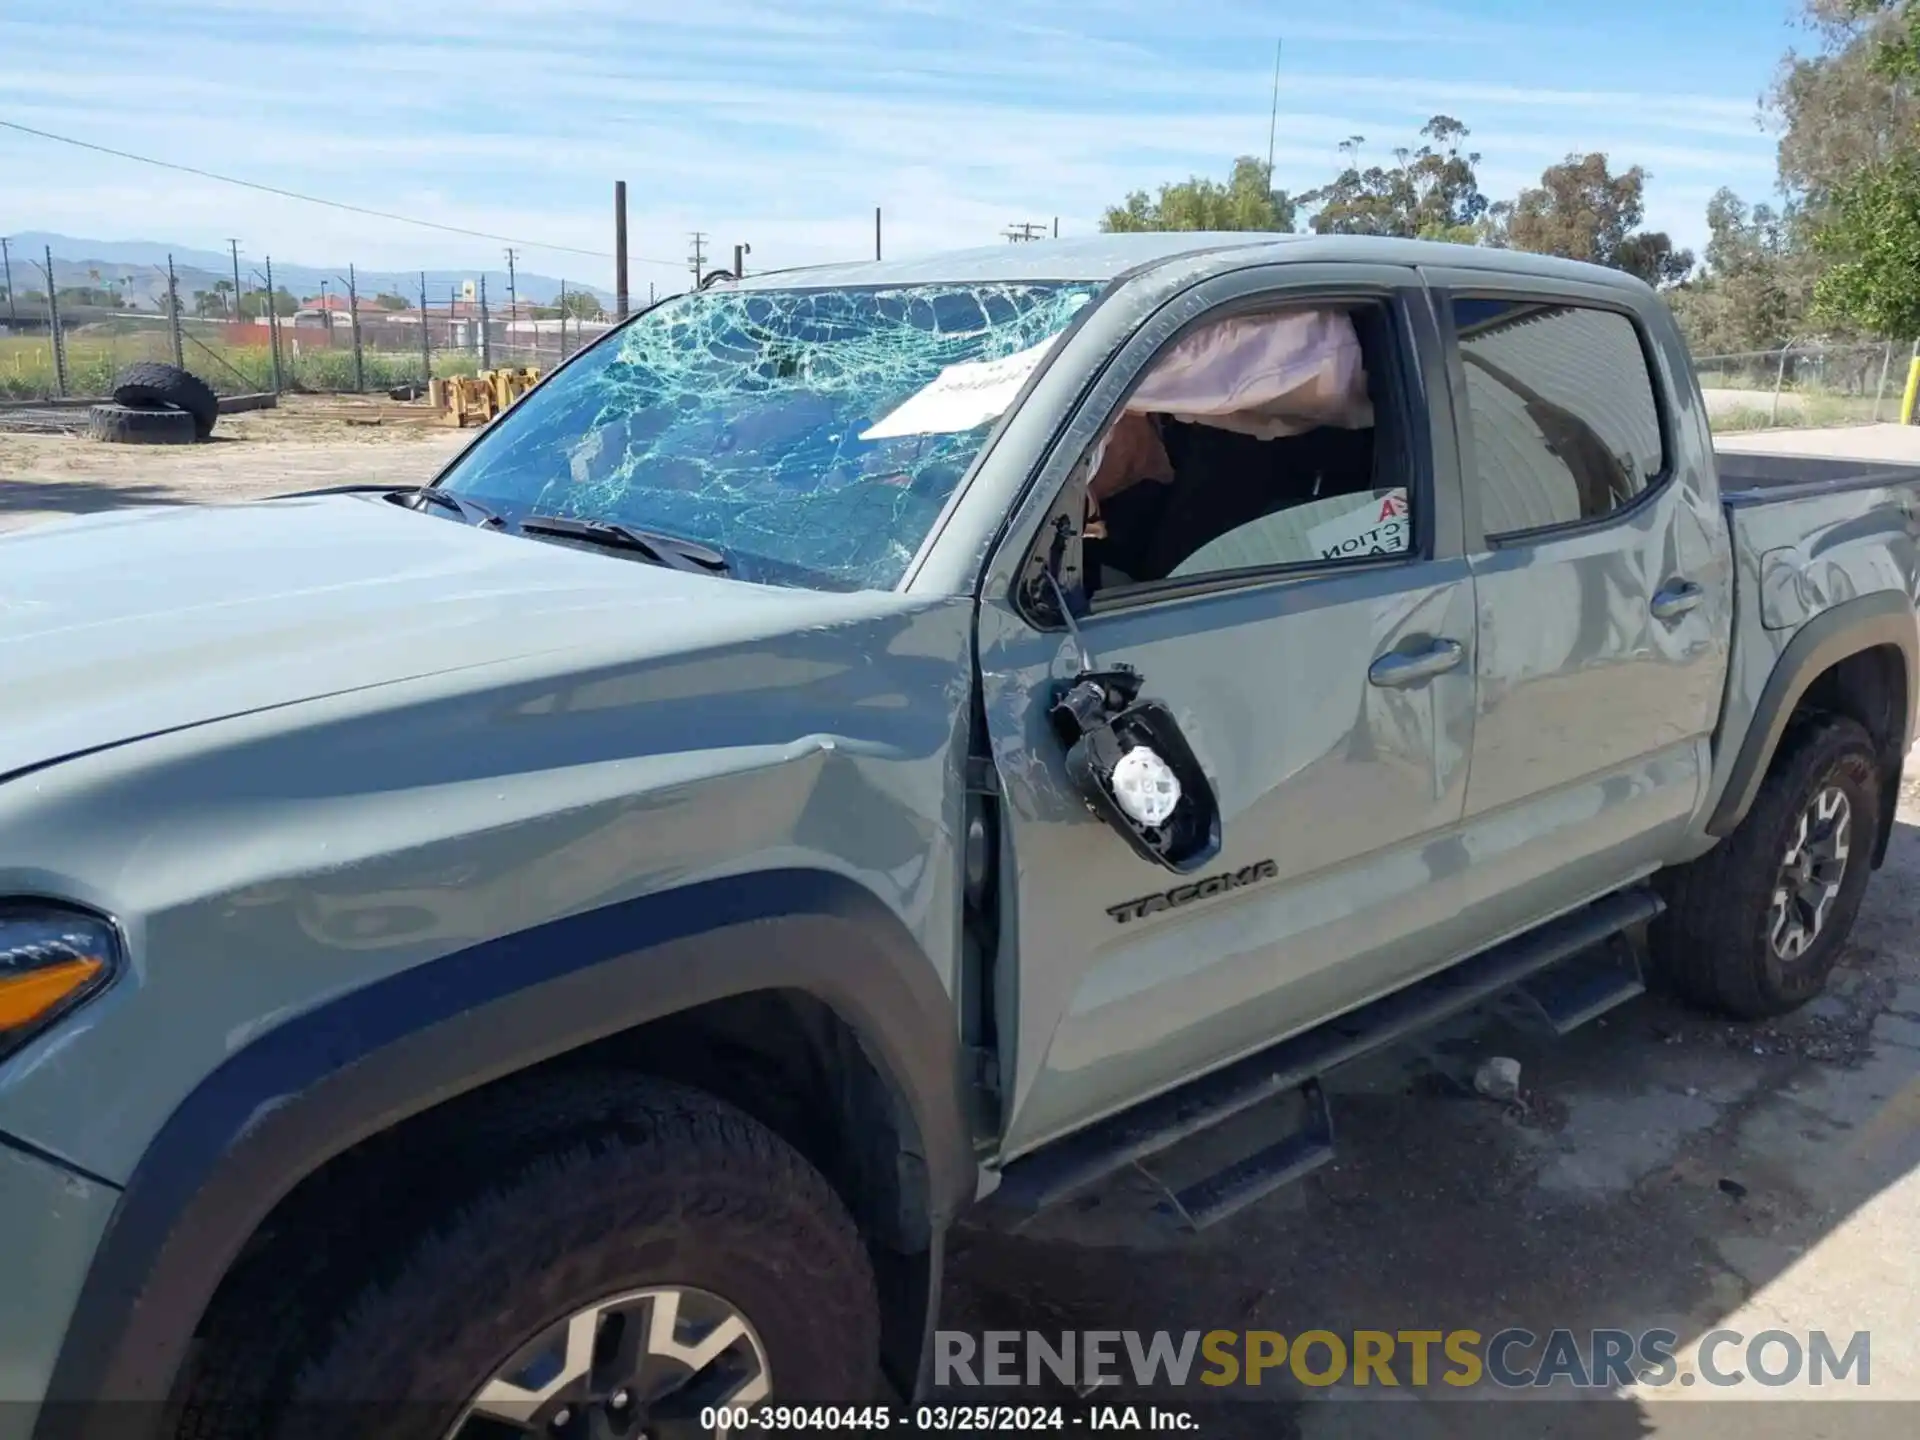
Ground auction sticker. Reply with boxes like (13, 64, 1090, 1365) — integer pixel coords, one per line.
(1306, 488, 1409, 560)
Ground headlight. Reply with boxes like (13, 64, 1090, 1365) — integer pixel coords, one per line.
(0, 905, 121, 1061)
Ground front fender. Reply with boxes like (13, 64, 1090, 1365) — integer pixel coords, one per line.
(38, 869, 969, 1417)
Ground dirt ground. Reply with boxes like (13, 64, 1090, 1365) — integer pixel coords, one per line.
(5, 410, 1920, 1435)
(941, 787, 1920, 1437)
(0, 395, 468, 532)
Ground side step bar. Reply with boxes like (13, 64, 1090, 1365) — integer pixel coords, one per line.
(986, 886, 1663, 1225)
(1514, 933, 1646, 1036)
(1156, 1080, 1335, 1231)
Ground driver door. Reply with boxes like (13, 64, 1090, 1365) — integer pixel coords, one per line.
(976, 264, 1484, 1158)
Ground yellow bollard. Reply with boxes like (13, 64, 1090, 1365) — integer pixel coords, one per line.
(1902, 357, 1920, 426)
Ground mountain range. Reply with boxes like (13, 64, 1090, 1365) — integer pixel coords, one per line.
(4, 233, 619, 311)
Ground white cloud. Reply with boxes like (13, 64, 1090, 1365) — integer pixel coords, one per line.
(1, 0, 1780, 273)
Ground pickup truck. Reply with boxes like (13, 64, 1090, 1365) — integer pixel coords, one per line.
(3, 233, 1917, 1438)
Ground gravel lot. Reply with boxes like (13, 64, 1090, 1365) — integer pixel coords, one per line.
(5, 412, 1920, 1435)
(0, 396, 468, 533)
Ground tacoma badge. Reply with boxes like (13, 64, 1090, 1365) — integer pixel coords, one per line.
(1106, 859, 1280, 924)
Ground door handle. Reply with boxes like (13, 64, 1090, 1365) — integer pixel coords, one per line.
(1651, 581, 1705, 622)
(1368, 638, 1465, 689)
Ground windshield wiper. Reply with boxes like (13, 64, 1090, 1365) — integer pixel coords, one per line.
(517, 514, 730, 574)
(390, 486, 506, 529)
(283, 482, 505, 529)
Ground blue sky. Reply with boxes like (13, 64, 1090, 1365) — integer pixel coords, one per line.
(1, 0, 1804, 289)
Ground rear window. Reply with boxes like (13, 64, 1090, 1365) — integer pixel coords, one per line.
(1452, 299, 1665, 538)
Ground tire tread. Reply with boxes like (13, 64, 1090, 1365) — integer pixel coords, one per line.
(178, 1077, 877, 1440)
(110, 361, 219, 438)
(1652, 715, 1880, 1018)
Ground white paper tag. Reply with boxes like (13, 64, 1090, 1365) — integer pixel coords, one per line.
(1305, 488, 1410, 560)
(859, 337, 1060, 440)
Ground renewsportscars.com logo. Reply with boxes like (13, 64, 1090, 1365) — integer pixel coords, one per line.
(936, 1328, 1873, 1391)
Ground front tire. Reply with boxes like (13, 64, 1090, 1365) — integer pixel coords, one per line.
(188, 1079, 879, 1440)
(1653, 715, 1881, 1019)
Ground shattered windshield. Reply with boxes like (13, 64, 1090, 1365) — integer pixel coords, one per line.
(438, 281, 1101, 590)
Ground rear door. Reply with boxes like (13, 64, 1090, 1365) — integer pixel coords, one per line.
(1424, 268, 1732, 941)
(975, 262, 1484, 1158)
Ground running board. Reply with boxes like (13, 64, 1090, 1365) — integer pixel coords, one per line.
(985, 886, 1663, 1221)
(1156, 1080, 1335, 1231)
(1513, 933, 1646, 1036)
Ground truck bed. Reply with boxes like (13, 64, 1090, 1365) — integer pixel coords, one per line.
(1702, 445, 1920, 853)
(1716, 447, 1920, 505)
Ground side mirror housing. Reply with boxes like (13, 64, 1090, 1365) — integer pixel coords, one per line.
(1050, 670, 1222, 873)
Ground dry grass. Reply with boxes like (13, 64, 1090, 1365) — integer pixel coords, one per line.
(0, 331, 480, 399)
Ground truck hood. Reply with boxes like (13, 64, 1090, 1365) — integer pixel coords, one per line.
(0, 495, 882, 779)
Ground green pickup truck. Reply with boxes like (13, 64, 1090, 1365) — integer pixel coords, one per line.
(3, 233, 1917, 1439)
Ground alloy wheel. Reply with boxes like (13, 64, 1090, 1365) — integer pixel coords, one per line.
(1768, 785, 1851, 963)
(448, 1285, 771, 1440)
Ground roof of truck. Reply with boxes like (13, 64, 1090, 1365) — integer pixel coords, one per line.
(730, 231, 1656, 295)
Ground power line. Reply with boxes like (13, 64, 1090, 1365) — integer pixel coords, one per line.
(0, 117, 686, 268)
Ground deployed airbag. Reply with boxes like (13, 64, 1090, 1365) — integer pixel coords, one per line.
(1085, 308, 1374, 527)
(1126, 308, 1373, 439)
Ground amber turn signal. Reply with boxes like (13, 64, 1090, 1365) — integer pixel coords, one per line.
(0, 955, 106, 1029)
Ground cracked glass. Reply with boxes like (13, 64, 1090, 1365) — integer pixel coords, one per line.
(439, 282, 1101, 591)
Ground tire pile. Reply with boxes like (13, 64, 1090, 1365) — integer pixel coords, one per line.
(89, 363, 220, 445)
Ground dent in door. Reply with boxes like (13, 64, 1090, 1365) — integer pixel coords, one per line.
(1470, 500, 1728, 819)
(979, 566, 1476, 1157)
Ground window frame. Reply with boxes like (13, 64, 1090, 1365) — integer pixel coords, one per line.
(1438, 286, 1676, 550)
(1011, 281, 1440, 626)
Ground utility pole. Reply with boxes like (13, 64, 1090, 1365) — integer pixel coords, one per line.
(42, 249, 66, 396)
(558, 280, 569, 361)
(1266, 38, 1283, 185)
(874, 207, 882, 261)
(319, 279, 332, 334)
(733, 242, 750, 279)
(167, 253, 184, 368)
(614, 180, 630, 319)
(344, 264, 364, 392)
(1053, 217, 1059, 238)
(479, 274, 491, 369)
(264, 256, 283, 395)
(419, 271, 431, 384)
(228, 239, 243, 321)
(1, 237, 15, 327)
(687, 232, 707, 286)
(504, 247, 519, 361)
(1003, 221, 1044, 243)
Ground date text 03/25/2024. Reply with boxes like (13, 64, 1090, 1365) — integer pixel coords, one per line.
(700, 1404, 1198, 1431)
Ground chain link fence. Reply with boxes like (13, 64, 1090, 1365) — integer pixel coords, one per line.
(0, 247, 623, 402)
(14, 247, 1905, 431)
(1693, 340, 1913, 432)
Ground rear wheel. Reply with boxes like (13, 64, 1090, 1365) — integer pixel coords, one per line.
(1652, 715, 1881, 1018)
(182, 1079, 879, 1440)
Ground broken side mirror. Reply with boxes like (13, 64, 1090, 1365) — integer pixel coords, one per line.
(1025, 486, 1221, 873)
(1049, 668, 1222, 873)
